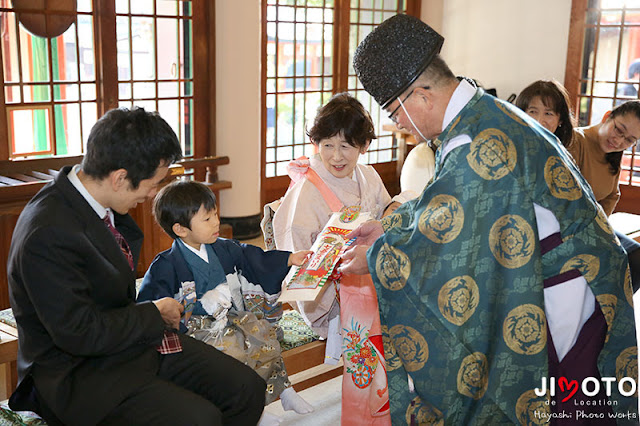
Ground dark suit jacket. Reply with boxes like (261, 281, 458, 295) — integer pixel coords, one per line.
(7, 166, 166, 425)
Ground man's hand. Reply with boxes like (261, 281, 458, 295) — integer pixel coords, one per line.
(153, 298, 184, 330)
(288, 250, 313, 266)
(346, 220, 384, 246)
(338, 244, 371, 275)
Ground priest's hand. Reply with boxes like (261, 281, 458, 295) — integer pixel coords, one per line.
(346, 220, 384, 246)
(338, 244, 371, 275)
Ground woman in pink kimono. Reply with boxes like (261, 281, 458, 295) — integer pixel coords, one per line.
(273, 93, 408, 425)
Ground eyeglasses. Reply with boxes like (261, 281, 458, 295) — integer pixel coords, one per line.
(611, 118, 638, 147)
(387, 86, 430, 124)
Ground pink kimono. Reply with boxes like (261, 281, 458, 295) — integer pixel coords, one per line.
(272, 155, 391, 425)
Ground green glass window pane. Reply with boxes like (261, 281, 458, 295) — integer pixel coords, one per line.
(9, 108, 52, 157)
(180, 98, 193, 156)
(180, 18, 192, 79)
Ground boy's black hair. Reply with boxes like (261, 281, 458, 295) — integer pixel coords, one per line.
(153, 180, 217, 240)
(306, 92, 376, 148)
(82, 107, 183, 189)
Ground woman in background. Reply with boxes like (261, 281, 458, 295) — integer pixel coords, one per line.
(515, 79, 575, 147)
(517, 80, 640, 292)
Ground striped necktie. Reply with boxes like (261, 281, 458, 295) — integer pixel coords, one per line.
(103, 215, 134, 270)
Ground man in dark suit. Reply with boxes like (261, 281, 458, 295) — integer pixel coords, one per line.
(7, 107, 266, 425)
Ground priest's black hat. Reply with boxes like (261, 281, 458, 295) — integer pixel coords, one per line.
(353, 14, 444, 108)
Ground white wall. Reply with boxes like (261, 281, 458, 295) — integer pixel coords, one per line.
(422, 0, 572, 101)
(215, 1, 261, 218)
(214, 1, 572, 216)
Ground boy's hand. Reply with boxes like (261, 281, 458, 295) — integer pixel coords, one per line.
(153, 297, 184, 330)
(288, 250, 313, 266)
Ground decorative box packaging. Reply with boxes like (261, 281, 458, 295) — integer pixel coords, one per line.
(279, 207, 371, 302)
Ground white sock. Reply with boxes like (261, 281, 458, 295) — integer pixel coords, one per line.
(280, 387, 314, 414)
(257, 411, 282, 426)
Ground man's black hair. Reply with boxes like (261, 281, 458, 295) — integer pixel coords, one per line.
(82, 107, 183, 188)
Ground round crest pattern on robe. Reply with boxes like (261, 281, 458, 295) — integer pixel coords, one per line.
(457, 352, 489, 399)
(625, 266, 634, 307)
(418, 194, 464, 243)
(596, 294, 617, 343)
(438, 275, 479, 326)
(381, 212, 402, 231)
(595, 207, 615, 235)
(467, 128, 517, 180)
(405, 396, 444, 425)
(544, 156, 582, 201)
(494, 99, 529, 127)
(515, 389, 550, 425)
(381, 325, 402, 372)
(389, 324, 429, 372)
(616, 346, 638, 394)
(375, 243, 411, 291)
(503, 304, 547, 355)
(489, 215, 535, 269)
(560, 254, 600, 283)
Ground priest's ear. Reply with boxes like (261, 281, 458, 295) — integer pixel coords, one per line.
(172, 222, 189, 238)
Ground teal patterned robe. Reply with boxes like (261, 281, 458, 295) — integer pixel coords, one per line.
(368, 89, 637, 424)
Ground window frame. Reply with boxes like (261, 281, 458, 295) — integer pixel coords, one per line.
(0, 0, 215, 169)
(260, 0, 421, 206)
(565, 0, 640, 213)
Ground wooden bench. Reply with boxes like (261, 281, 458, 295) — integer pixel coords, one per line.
(0, 319, 18, 401)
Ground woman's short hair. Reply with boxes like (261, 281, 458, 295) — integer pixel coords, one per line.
(306, 92, 376, 148)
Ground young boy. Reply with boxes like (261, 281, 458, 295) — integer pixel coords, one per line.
(137, 180, 313, 424)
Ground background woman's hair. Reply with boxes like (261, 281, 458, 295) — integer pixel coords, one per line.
(605, 100, 640, 174)
(515, 79, 575, 148)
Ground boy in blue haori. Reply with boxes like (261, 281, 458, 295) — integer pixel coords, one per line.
(137, 180, 313, 425)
